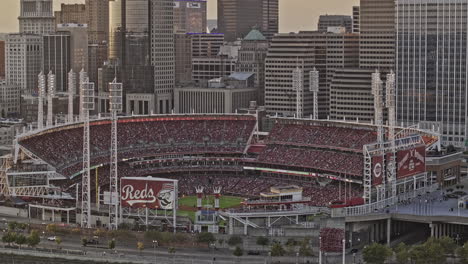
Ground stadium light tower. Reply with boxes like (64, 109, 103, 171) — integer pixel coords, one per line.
(81, 77, 94, 229)
(68, 70, 76, 123)
(292, 66, 304, 118)
(46, 71, 55, 127)
(386, 71, 397, 200)
(79, 69, 88, 121)
(371, 70, 384, 143)
(109, 78, 122, 230)
(37, 72, 46, 129)
(309, 68, 319, 120)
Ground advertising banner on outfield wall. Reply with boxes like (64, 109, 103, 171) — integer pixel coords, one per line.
(121, 178, 176, 210)
(372, 155, 384, 186)
(397, 146, 426, 179)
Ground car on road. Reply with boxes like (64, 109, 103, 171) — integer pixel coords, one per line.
(47, 236, 57, 241)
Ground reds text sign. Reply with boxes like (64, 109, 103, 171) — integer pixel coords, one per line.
(121, 178, 175, 210)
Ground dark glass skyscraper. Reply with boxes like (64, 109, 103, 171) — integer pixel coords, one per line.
(396, 0, 468, 146)
(218, 0, 278, 41)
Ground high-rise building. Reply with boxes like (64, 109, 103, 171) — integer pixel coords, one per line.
(352, 6, 360, 33)
(329, 68, 377, 122)
(191, 33, 224, 57)
(19, 0, 55, 35)
(55, 4, 87, 25)
(317, 15, 352, 33)
(6, 34, 43, 122)
(43, 33, 71, 93)
(0, 80, 20, 117)
(237, 29, 269, 105)
(192, 41, 240, 83)
(218, 0, 279, 41)
(0, 41, 5, 80)
(359, 0, 395, 70)
(174, 0, 207, 33)
(175, 33, 192, 85)
(150, 0, 175, 114)
(88, 44, 108, 84)
(6, 34, 43, 97)
(57, 24, 89, 74)
(264, 31, 359, 118)
(396, 0, 468, 146)
(86, 0, 109, 44)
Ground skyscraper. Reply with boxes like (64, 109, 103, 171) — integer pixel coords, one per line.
(86, 0, 109, 83)
(174, 0, 207, 33)
(6, 34, 43, 97)
(0, 41, 5, 80)
(6, 34, 43, 121)
(150, 0, 175, 114)
(359, 0, 395, 70)
(218, 0, 279, 41)
(264, 31, 359, 118)
(396, 0, 468, 146)
(43, 33, 71, 93)
(55, 4, 87, 25)
(19, 0, 55, 35)
(317, 15, 353, 33)
(57, 24, 89, 74)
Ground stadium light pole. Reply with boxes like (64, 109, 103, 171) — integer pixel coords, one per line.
(109, 78, 123, 230)
(47, 71, 56, 127)
(37, 72, 46, 130)
(81, 76, 94, 229)
(68, 69, 76, 123)
(309, 68, 319, 120)
(292, 66, 304, 119)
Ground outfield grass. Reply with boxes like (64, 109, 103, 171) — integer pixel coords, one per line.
(178, 195, 243, 209)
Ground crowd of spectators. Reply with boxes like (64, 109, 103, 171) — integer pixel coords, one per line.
(19, 117, 256, 173)
(268, 123, 376, 151)
(257, 145, 363, 176)
(320, 228, 345, 252)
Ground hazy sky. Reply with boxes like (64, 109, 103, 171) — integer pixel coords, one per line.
(0, 0, 359, 33)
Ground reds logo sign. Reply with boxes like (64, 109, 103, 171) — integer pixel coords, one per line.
(397, 146, 426, 179)
(121, 178, 175, 210)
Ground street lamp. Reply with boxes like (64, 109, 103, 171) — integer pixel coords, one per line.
(296, 252, 299, 264)
(210, 242, 216, 264)
(152, 240, 158, 263)
(319, 236, 322, 264)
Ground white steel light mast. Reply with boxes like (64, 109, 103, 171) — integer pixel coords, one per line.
(37, 72, 45, 129)
(81, 76, 94, 228)
(292, 66, 304, 118)
(309, 68, 319, 120)
(386, 71, 397, 200)
(79, 69, 88, 121)
(68, 70, 76, 123)
(46, 71, 55, 127)
(372, 70, 384, 143)
(108, 78, 122, 230)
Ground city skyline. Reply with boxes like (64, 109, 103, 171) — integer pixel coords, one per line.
(0, 0, 359, 33)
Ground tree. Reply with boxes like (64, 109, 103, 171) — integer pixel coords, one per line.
(196, 232, 216, 245)
(233, 246, 243, 257)
(409, 239, 446, 264)
(227, 235, 243, 247)
(457, 242, 468, 264)
(298, 238, 313, 257)
(7, 221, 17, 231)
(27, 230, 40, 248)
(362, 243, 392, 264)
(169, 247, 176, 264)
(81, 237, 88, 247)
(271, 242, 285, 257)
(137, 241, 144, 255)
(108, 239, 116, 250)
(394, 242, 410, 264)
(55, 237, 62, 249)
(256, 236, 269, 249)
(46, 224, 57, 234)
(2, 231, 17, 246)
(435, 236, 457, 255)
(15, 234, 27, 249)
